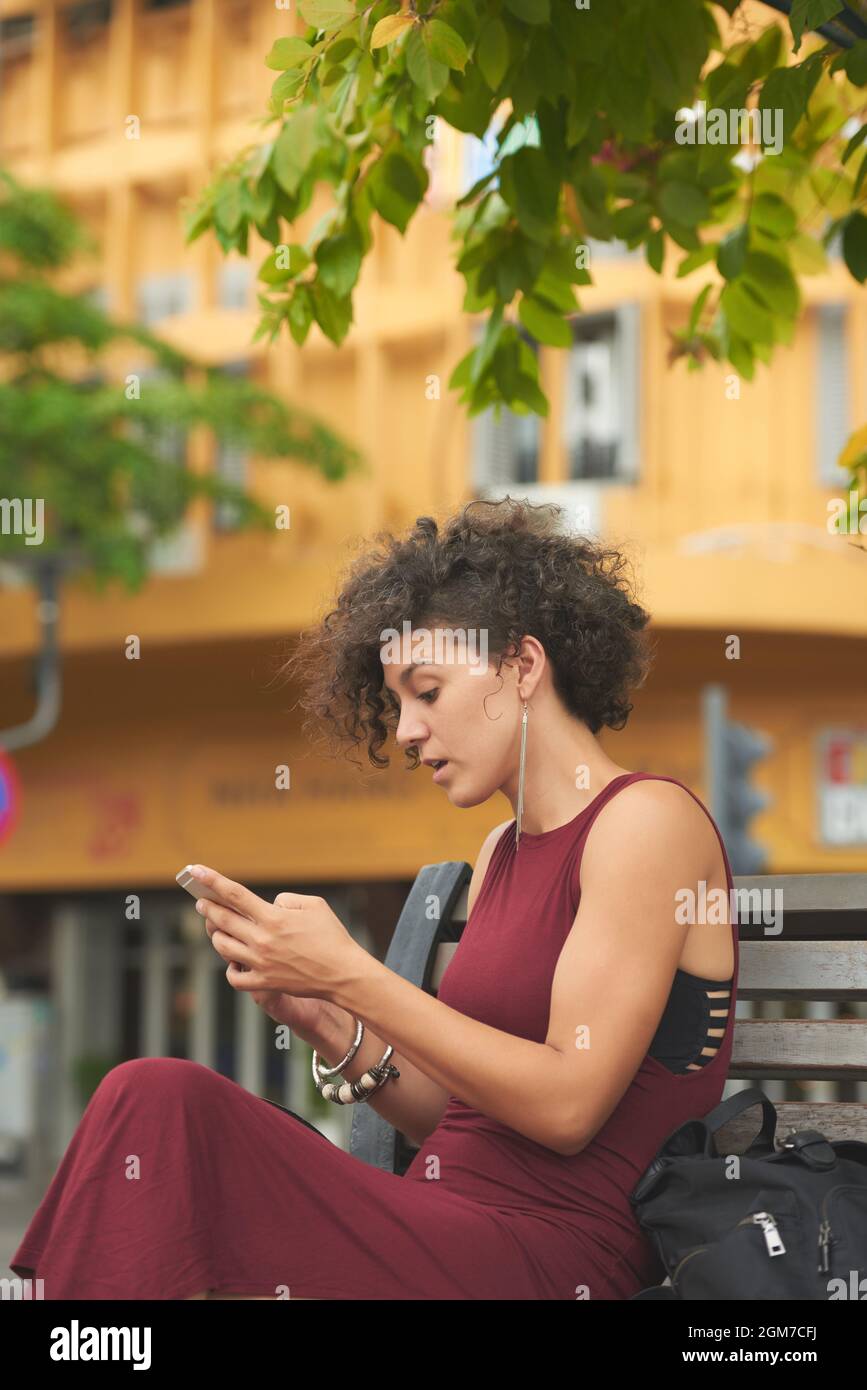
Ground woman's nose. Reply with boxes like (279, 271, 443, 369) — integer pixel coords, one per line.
(396, 711, 428, 749)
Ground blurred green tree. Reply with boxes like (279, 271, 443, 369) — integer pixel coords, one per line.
(0, 166, 361, 595)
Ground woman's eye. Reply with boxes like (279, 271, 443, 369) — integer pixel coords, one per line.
(419, 689, 438, 704)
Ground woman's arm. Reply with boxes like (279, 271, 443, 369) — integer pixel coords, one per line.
(330, 782, 714, 1156)
(308, 817, 514, 1149)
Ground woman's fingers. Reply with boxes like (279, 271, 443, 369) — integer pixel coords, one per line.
(190, 865, 271, 924)
(209, 926, 254, 969)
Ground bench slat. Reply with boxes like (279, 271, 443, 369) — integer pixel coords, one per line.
(731, 1019, 867, 1079)
(433, 940, 867, 997)
(717, 1101, 867, 1148)
(732, 873, 867, 912)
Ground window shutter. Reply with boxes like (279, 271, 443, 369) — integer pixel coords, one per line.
(213, 361, 249, 531)
(217, 262, 252, 310)
(136, 271, 194, 325)
(816, 303, 850, 487)
(564, 305, 640, 482)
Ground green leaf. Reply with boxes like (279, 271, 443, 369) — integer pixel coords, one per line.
(471, 304, 504, 386)
(788, 232, 828, 274)
(854, 149, 867, 199)
(370, 14, 415, 48)
(297, 0, 355, 33)
(842, 211, 867, 282)
(259, 247, 296, 285)
(406, 25, 449, 99)
(720, 281, 776, 344)
(501, 146, 560, 243)
(645, 228, 664, 273)
(311, 282, 352, 343)
(518, 295, 572, 346)
(214, 182, 242, 236)
(504, 0, 550, 23)
(272, 108, 320, 197)
(448, 347, 475, 392)
(265, 37, 314, 71)
(645, 0, 711, 110)
(688, 283, 713, 335)
(751, 192, 796, 239)
(677, 244, 716, 278)
(835, 39, 867, 86)
(271, 68, 306, 104)
(659, 181, 710, 227)
(328, 36, 358, 63)
(843, 121, 867, 164)
(367, 151, 427, 234)
(425, 19, 469, 71)
(788, 0, 843, 52)
(315, 231, 362, 297)
(758, 55, 823, 141)
(742, 251, 800, 318)
(509, 372, 549, 415)
(435, 62, 496, 137)
(287, 284, 314, 345)
(477, 17, 509, 90)
(611, 202, 652, 240)
(728, 332, 756, 381)
(531, 264, 578, 313)
(717, 224, 749, 280)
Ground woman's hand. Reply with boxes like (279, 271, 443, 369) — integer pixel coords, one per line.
(191, 864, 363, 1002)
(248, 989, 329, 1045)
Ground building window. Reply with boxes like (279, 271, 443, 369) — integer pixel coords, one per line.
(470, 327, 541, 494)
(472, 405, 540, 493)
(213, 361, 249, 532)
(82, 284, 111, 315)
(563, 305, 640, 483)
(135, 271, 194, 326)
(816, 303, 851, 488)
(62, 0, 112, 43)
(0, 14, 36, 57)
(217, 262, 252, 311)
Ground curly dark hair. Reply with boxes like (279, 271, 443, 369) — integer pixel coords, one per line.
(273, 496, 655, 771)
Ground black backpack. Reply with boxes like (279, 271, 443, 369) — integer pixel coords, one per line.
(627, 1087, 867, 1300)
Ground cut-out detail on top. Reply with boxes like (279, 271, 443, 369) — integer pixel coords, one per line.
(647, 971, 733, 1076)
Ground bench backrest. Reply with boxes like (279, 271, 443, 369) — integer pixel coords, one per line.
(349, 864, 867, 1171)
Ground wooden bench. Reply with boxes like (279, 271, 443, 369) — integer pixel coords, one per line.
(349, 863, 867, 1179)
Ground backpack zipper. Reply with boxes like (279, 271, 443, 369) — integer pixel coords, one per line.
(817, 1184, 867, 1274)
(672, 1210, 786, 1288)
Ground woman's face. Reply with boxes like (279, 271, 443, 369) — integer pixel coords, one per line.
(380, 625, 521, 808)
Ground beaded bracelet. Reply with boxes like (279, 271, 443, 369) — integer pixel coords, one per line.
(312, 1018, 400, 1105)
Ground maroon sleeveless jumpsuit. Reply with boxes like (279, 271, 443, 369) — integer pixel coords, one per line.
(10, 772, 739, 1300)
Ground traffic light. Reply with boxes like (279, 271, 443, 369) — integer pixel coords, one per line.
(702, 684, 773, 875)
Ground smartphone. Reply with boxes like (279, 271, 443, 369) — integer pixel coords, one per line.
(176, 865, 250, 969)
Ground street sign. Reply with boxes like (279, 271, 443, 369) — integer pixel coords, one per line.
(0, 749, 20, 847)
(817, 729, 867, 847)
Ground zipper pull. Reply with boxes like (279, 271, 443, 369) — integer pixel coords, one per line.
(817, 1219, 832, 1274)
(752, 1212, 786, 1256)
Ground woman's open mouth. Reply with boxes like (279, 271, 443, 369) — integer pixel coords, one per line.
(432, 760, 450, 783)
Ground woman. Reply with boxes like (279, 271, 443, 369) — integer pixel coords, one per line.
(10, 497, 738, 1300)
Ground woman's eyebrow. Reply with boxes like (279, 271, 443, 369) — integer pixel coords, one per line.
(382, 659, 440, 699)
(398, 659, 438, 686)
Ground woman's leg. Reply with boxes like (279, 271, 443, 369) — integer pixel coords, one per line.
(183, 1290, 318, 1299)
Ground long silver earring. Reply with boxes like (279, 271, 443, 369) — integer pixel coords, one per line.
(516, 700, 529, 849)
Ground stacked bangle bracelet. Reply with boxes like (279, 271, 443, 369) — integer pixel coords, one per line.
(312, 1016, 400, 1105)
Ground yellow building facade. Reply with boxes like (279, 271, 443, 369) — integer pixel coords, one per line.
(0, 0, 865, 896)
